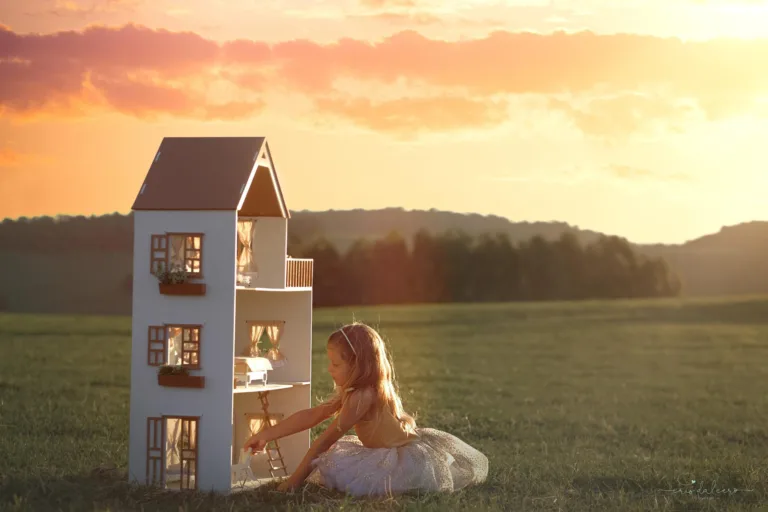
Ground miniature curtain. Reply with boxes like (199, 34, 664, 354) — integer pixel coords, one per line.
(244, 321, 286, 364)
(167, 327, 182, 365)
(168, 235, 185, 271)
(237, 220, 258, 274)
(166, 418, 181, 468)
(248, 323, 265, 356)
(265, 321, 287, 367)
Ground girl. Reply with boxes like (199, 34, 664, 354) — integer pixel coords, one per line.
(243, 322, 489, 497)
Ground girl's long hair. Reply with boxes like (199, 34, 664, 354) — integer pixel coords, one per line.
(326, 322, 417, 434)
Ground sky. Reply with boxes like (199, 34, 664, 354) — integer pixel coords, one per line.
(2, 0, 768, 244)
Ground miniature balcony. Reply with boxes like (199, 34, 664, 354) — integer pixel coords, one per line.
(285, 258, 313, 288)
(236, 257, 312, 291)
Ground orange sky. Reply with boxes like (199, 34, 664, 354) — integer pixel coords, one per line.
(2, 0, 768, 244)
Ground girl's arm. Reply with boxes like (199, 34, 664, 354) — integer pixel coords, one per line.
(244, 400, 340, 452)
(278, 388, 375, 491)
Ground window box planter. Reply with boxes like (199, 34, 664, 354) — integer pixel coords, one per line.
(158, 283, 206, 296)
(158, 374, 205, 388)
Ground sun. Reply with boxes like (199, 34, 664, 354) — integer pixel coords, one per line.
(683, 1, 768, 39)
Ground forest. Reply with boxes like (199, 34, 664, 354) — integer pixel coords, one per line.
(0, 213, 681, 313)
(297, 230, 680, 307)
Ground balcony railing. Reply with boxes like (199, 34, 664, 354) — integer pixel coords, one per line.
(286, 258, 313, 288)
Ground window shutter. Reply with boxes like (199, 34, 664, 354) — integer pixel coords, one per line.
(180, 326, 201, 368)
(148, 326, 166, 366)
(184, 235, 203, 275)
(179, 417, 199, 490)
(150, 234, 168, 274)
(146, 417, 165, 486)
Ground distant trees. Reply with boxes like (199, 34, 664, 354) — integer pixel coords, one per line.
(0, 214, 681, 313)
(0, 213, 133, 251)
(296, 229, 681, 307)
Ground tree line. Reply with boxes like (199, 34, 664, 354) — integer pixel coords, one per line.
(294, 230, 681, 307)
(0, 213, 133, 251)
(0, 214, 681, 312)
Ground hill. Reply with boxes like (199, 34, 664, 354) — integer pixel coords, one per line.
(287, 208, 609, 252)
(638, 221, 768, 296)
(0, 209, 766, 314)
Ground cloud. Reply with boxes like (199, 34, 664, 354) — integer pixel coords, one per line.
(548, 92, 699, 138)
(359, 0, 417, 7)
(484, 164, 692, 187)
(0, 24, 225, 119)
(40, 0, 141, 17)
(201, 100, 266, 120)
(88, 75, 195, 117)
(346, 11, 509, 27)
(347, 12, 443, 25)
(3, 24, 768, 133)
(606, 164, 691, 181)
(313, 95, 509, 136)
(0, 148, 49, 168)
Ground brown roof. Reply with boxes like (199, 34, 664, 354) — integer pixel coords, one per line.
(131, 137, 289, 217)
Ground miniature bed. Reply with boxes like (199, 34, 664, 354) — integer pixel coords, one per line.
(233, 356, 272, 387)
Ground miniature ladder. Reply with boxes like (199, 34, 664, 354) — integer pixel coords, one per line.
(259, 392, 289, 478)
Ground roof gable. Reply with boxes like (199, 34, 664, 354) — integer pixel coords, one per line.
(237, 141, 290, 218)
(131, 137, 266, 211)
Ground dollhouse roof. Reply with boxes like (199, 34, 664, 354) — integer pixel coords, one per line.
(131, 137, 290, 218)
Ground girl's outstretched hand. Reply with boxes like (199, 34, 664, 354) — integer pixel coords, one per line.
(276, 478, 301, 492)
(243, 433, 267, 453)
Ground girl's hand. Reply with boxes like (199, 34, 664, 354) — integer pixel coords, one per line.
(276, 478, 301, 492)
(243, 433, 267, 453)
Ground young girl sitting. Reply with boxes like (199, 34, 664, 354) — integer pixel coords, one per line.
(243, 322, 489, 497)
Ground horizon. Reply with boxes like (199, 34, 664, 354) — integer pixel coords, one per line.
(2, 206, 760, 247)
(2, 1, 768, 245)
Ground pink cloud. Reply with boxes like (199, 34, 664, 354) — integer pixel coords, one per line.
(548, 93, 698, 138)
(314, 95, 509, 135)
(0, 148, 50, 168)
(359, 0, 417, 7)
(2, 24, 768, 132)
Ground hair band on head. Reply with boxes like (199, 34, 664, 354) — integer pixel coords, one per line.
(339, 327, 357, 356)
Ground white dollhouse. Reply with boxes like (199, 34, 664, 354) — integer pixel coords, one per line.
(127, 136, 313, 493)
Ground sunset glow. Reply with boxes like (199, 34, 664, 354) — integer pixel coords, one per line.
(1, 0, 767, 244)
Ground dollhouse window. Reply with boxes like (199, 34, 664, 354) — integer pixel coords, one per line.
(244, 320, 287, 368)
(146, 416, 199, 490)
(147, 325, 201, 368)
(150, 233, 203, 276)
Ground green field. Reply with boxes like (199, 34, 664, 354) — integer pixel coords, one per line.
(1, 297, 767, 511)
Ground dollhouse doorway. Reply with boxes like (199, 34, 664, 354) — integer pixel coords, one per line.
(146, 416, 199, 490)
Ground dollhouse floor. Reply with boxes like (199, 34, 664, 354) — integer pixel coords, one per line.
(235, 286, 312, 292)
(232, 381, 310, 394)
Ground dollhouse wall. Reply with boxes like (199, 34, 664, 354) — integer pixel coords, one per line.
(238, 216, 287, 289)
(234, 290, 312, 384)
(232, 385, 310, 478)
(233, 289, 312, 474)
(128, 210, 238, 492)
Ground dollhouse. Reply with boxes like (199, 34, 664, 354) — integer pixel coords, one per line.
(127, 137, 313, 493)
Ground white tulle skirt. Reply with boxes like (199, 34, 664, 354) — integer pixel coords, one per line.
(306, 428, 489, 497)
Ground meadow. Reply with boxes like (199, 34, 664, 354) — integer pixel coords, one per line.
(1, 296, 767, 511)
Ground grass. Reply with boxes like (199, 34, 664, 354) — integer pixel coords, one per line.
(1, 295, 768, 511)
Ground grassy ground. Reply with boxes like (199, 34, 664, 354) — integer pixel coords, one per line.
(1, 296, 768, 511)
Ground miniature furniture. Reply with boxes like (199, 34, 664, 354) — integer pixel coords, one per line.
(231, 449, 256, 486)
(127, 137, 313, 493)
(234, 357, 272, 387)
(247, 404, 288, 478)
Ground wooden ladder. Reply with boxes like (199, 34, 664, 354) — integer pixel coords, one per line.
(259, 392, 289, 478)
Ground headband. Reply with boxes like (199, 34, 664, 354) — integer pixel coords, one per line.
(339, 327, 357, 356)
